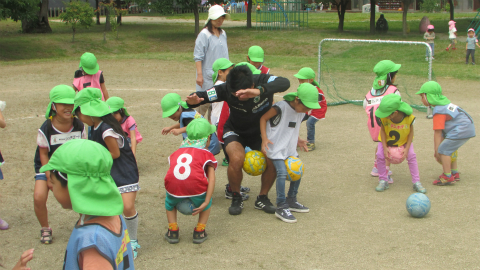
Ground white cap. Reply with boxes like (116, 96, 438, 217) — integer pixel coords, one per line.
(205, 5, 226, 26)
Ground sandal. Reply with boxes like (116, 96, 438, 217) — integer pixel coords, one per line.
(40, 227, 52, 244)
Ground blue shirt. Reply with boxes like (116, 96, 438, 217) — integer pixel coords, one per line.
(433, 103, 475, 139)
(466, 36, 478, 50)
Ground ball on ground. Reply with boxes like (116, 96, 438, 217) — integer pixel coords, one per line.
(406, 193, 431, 218)
(243, 150, 266, 176)
(177, 198, 194, 215)
(285, 156, 304, 181)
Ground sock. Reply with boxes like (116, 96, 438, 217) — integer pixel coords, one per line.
(124, 212, 138, 240)
(168, 223, 178, 231)
(195, 223, 206, 232)
(444, 172, 452, 177)
(452, 169, 458, 174)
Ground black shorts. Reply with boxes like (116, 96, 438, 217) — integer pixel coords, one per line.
(223, 123, 262, 151)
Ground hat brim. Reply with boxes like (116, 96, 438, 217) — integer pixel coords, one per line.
(39, 163, 54, 173)
(76, 102, 112, 117)
(375, 107, 393, 118)
(82, 63, 100, 75)
(54, 98, 75, 105)
(398, 102, 413, 115)
(162, 105, 180, 118)
(249, 57, 263, 62)
(302, 100, 321, 109)
(294, 73, 308, 79)
(204, 12, 226, 26)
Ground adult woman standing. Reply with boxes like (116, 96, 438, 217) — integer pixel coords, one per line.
(194, 5, 229, 97)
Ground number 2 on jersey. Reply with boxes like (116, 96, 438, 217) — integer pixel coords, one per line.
(174, 154, 192, 180)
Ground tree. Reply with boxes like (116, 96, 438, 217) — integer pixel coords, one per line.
(324, 0, 350, 32)
(448, 0, 454, 20)
(96, 0, 100, 25)
(0, 0, 39, 23)
(247, 0, 252, 28)
(21, 0, 52, 33)
(369, 0, 375, 34)
(59, 0, 95, 42)
(401, 0, 414, 36)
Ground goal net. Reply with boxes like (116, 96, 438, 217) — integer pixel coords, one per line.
(318, 39, 434, 112)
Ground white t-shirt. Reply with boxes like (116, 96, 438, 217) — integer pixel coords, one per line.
(449, 27, 457, 39)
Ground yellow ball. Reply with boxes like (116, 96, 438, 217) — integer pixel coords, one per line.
(285, 156, 304, 181)
(243, 150, 266, 176)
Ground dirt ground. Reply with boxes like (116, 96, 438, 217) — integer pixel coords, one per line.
(0, 59, 479, 269)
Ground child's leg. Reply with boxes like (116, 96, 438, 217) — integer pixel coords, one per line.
(197, 208, 211, 226)
(33, 179, 50, 228)
(272, 159, 288, 207)
(165, 194, 180, 244)
(122, 191, 140, 256)
(466, 50, 471, 63)
(287, 179, 309, 212)
(375, 144, 389, 191)
(406, 144, 420, 184)
(472, 49, 476, 64)
(306, 116, 318, 144)
(287, 179, 301, 199)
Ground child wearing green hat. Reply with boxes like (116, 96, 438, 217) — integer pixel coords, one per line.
(260, 83, 319, 223)
(40, 139, 135, 269)
(247, 45, 270, 74)
(374, 94, 426, 193)
(107, 97, 143, 156)
(73, 52, 110, 101)
(294, 67, 328, 151)
(416, 81, 475, 185)
(364, 60, 402, 181)
(161, 93, 220, 156)
(33, 85, 86, 244)
(74, 88, 141, 259)
(164, 118, 217, 244)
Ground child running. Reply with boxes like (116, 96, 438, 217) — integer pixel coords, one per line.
(364, 60, 401, 181)
(74, 88, 141, 259)
(247, 46, 270, 74)
(39, 139, 135, 269)
(0, 101, 7, 230)
(424, 25, 435, 60)
(293, 67, 327, 151)
(164, 118, 217, 244)
(416, 81, 475, 185)
(465, 28, 480, 65)
(374, 94, 426, 193)
(260, 83, 319, 223)
(73, 52, 110, 101)
(446, 20, 457, 51)
(107, 97, 143, 156)
(33, 85, 86, 244)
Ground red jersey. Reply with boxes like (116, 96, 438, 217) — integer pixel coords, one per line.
(217, 102, 230, 144)
(258, 65, 270, 74)
(165, 147, 217, 197)
(307, 86, 327, 119)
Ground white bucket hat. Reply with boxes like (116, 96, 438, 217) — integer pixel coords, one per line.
(205, 5, 226, 26)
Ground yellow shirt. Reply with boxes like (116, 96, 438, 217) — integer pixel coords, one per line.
(378, 114, 415, 146)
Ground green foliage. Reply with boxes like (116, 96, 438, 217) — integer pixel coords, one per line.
(420, 0, 441, 13)
(59, 0, 95, 42)
(0, 0, 39, 22)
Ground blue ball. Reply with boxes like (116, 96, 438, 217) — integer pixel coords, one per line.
(406, 193, 431, 218)
(176, 199, 194, 215)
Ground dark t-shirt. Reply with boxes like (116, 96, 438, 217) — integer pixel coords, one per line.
(181, 108, 195, 127)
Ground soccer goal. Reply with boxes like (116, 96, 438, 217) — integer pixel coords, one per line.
(318, 38, 434, 112)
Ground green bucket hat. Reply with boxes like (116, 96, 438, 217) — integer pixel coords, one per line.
(40, 139, 123, 216)
(248, 46, 265, 62)
(415, 81, 451, 106)
(161, 93, 189, 118)
(235, 62, 261, 75)
(79, 52, 100, 75)
(212, 58, 234, 83)
(375, 94, 413, 118)
(46, 85, 76, 119)
(283, 83, 321, 109)
(106, 96, 129, 116)
(186, 118, 216, 140)
(294, 67, 320, 88)
(372, 60, 401, 90)
(74, 88, 112, 117)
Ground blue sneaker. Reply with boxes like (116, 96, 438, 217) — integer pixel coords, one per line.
(130, 240, 141, 260)
(375, 180, 389, 192)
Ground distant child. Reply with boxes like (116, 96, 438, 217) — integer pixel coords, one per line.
(364, 60, 401, 181)
(74, 88, 141, 259)
(164, 118, 217, 244)
(0, 101, 7, 230)
(260, 83, 319, 223)
(34, 85, 86, 244)
(465, 28, 480, 65)
(446, 20, 457, 51)
(107, 97, 143, 156)
(73, 52, 110, 101)
(294, 67, 327, 151)
(161, 93, 220, 156)
(416, 81, 475, 185)
(374, 94, 426, 193)
(247, 45, 270, 74)
(424, 24, 435, 60)
(39, 139, 135, 269)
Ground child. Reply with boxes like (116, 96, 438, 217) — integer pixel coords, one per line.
(0, 101, 7, 230)
(74, 88, 141, 259)
(293, 67, 328, 151)
(446, 20, 457, 51)
(247, 45, 270, 74)
(374, 94, 426, 193)
(107, 96, 143, 156)
(33, 85, 86, 244)
(260, 83, 319, 223)
(164, 118, 217, 244)
(465, 28, 480, 65)
(73, 52, 110, 101)
(39, 139, 135, 269)
(364, 60, 401, 181)
(416, 81, 475, 185)
(161, 93, 220, 156)
(424, 24, 435, 60)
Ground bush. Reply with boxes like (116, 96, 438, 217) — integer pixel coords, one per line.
(59, 1, 95, 42)
(420, 0, 442, 13)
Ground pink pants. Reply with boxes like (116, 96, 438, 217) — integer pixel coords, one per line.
(376, 143, 420, 184)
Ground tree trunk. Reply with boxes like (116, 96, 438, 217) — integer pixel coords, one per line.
(194, 5, 200, 35)
(402, 6, 408, 36)
(96, 0, 100, 25)
(21, 0, 52, 33)
(448, 0, 454, 20)
(247, 0, 252, 28)
(105, 6, 111, 31)
(370, 0, 375, 34)
(72, 27, 76, 42)
(337, 7, 344, 32)
(116, 0, 122, 24)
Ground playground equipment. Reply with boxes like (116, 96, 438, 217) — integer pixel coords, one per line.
(255, 0, 308, 30)
(467, 10, 480, 35)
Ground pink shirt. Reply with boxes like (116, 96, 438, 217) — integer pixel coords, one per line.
(72, 70, 104, 101)
(121, 116, 142, 144)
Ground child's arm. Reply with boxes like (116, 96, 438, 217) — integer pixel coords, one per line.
(260, 107, 278, 155)
(192, 165, 215, 215)
(379, 123, 390, 160)
(80, 248, 114, 270)
(162, 123, 180, 135)
(297, 137, 308, 152)
(403, 124, 414, 158)
(104, 136, 121, 159)
(100, 83, 110, 101)
(12, 249, 34, 270)
(129, 130, 137, 156)
(0, 110, 5, 128)
(170, 126, 187, 136)
(39, 148, 51, 187)
(195, 61, 203, 87)
(434, 129, 443, 162)
(476, 41, 480, 48)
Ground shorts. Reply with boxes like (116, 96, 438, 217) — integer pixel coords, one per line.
(450, 38, 457, 45)
(165, 193, 212, 212)
(35, 173, 47, 181)
(223, 123, 262, 151)
(438, 138, 470, 156)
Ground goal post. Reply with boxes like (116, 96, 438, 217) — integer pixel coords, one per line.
(318, 38, 433, 113)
